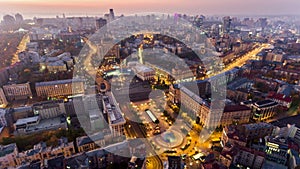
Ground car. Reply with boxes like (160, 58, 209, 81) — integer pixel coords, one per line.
(181, 154, 187, 160)
(153, 130, 161, 135)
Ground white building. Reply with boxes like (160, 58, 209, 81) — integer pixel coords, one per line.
(128, 62, 155, 81)
(14, 116, 40, 133)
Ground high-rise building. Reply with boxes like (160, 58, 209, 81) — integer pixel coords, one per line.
(109, 9, 115, 21)
(2, 15, 15, 25)
(14, 13, 23, 24)
(223, 16, 232, 33)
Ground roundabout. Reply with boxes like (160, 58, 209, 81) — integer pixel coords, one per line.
(153, 129, 184, 149)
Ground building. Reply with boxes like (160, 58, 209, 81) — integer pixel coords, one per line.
(288, 149, 300, 169)
(222, 123, 273, 147)
(242, 123, 273, 140)
(96, 18, 107, 30)
(267, 92, 292, 109)
(271, 114, 300, 147)
(0, 108, 14, 132)
(130, 62, 155, 81)
(15, 13, 23, 23)
(14, 115, 66, 135)
(233, 146, 265, 169)
(0, 143, 19, 168)
(0, 88, 8, 108)
(14, 116, 40, 133)
(51, 138, 76, 157)
(252, 100, 278, 121)
(35, 79, 84, 98)
(167, 156, 182, 169)
(221, 105, 251, 126)
(12, 106, 33, 122)
(102, 92, 126, 137)
(128, 77, 152, 102)
(223, 16, 232, 33)
(33, 100, 66, 119)
(0, 109, 8, 127)
(15, 139, 75, 167)
(3, 83, 32, 101)
(265, 137, 289, 166)
(39, 52, 74, 73)
(178, 85, 225, 128)
(76, 136, 97, 153)
(109, 9, 115, 21)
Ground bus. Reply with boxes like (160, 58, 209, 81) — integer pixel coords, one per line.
(145, 109, 159, 124)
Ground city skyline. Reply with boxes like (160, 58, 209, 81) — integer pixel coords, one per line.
(0, 0, 300, 19)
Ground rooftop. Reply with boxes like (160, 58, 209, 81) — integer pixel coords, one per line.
(223, 105, 251, 113)
(76, 136, 94, 146)
(35, 79, 84, 87)
(15, 116, 39, 126)
(0, 143, 17, 157)
(271, 114, 300, 128)
(243, 122, 273, 131)
(254, 100, 278, 108)
(103, 92, 125, 125)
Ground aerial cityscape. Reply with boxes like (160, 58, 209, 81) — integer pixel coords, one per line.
(0, 0, 300, 169)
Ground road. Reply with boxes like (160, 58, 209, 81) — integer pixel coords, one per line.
(120, 104, 163, 169)
(12, 34, 30, 65)
(208, 43, 271, 77)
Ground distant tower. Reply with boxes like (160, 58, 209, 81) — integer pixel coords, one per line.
(223, 16, 232, 33)
(3, 15, 15, 25)
(109, 9, 115, 21)
(15, 13, 23, 24)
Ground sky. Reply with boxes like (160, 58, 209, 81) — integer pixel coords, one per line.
(0, 0, 300, 19)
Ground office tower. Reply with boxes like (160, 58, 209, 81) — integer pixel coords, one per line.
(223, 16, 232, 33)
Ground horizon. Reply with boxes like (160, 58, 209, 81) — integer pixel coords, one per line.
(0, 0, 300, 19)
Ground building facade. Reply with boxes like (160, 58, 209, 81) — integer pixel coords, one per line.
(252, 100, 278, 121)
(35, 79, 84, 98)
(221, 105, 251, 126)
(0, 88, 8, 108)
(3, 83, 32, 101)
(33, 100, 66, 119)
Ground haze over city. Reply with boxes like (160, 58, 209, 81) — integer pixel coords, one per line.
(1, 0, 300, 19)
